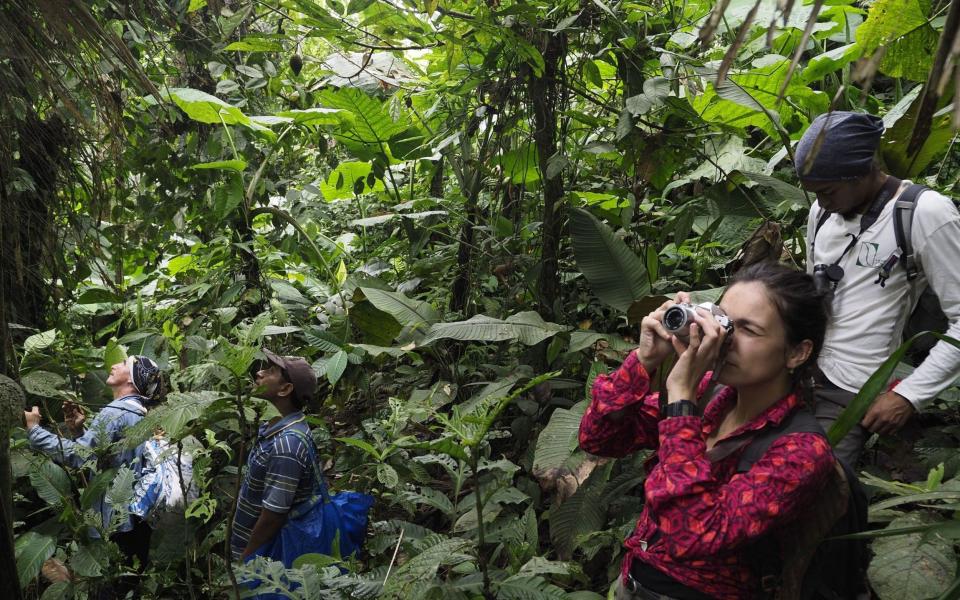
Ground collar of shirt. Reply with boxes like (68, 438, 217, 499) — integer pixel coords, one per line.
(258, 411, 307, 438)
(114, 394, 148, 415)
(699, 385, 801, 439)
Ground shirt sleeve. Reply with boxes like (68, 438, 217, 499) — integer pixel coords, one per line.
(895, 194, 960, 409)
(644, 418, 834, 560)
(261, 434, 310, 514)
(578, 351, 662, 457)
(27, 408, 121, 468)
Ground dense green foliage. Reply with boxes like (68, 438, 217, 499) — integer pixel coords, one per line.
(3, 0, 960, 598)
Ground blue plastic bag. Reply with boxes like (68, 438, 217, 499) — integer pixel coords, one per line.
(254, 489, 374, 564)
(245, 429, 373, 598)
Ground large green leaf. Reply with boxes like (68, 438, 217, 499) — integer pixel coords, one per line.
(106, 466, 136, 510)
(496, 574, 567, 599)
(161, 87, 251, 126)
(358, 287, 438, 330)
(738, 171, 810, 208)
(316, 87, 408, 160)
(191, 159, 247, 172)
(549, 461, 612, 559)
(856, 0, 938, 82)
(80, 469, 117, 511)
(348, 301, 403, 346)
(882, 87, 957, 177)
(686, 137, 768, 184)
(497, 144, 540, 186)
(223, 37, 283, 52)
(69, 540, 111, 577)
(325, 350, 348, 385)
(868, 512, 955, 599)
(692, 57, 821, 138)
(24, 329, 56, 355)
(29, 461, 71, 507)
(418, 312, 568, 347)
(533, 400, 588, 474)
(123, 391, 222, 447)
(801, 43, 863, 84)
(40, 581, 72, 600)
(319, 161, 385, 200)
(20, 370, 67, 398)
(569, 207, 649, 312)
(15, 531, 56, 588)
(275, 107, 351, 126)
(381, 535, 473, 597)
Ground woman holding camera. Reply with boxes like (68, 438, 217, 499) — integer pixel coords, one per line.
(579, 262, 834, 600)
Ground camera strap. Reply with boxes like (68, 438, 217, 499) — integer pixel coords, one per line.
(811, 176, 902, 273)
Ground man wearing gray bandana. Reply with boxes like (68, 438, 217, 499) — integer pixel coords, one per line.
(798, 111, 960, 465)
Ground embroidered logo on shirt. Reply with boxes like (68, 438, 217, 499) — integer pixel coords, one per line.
(856, 242, 880, 267)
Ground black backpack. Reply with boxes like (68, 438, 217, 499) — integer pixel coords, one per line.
(738, 410, 870, 600)
(890, 183, 955, 365)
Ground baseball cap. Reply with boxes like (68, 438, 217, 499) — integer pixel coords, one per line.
(260, 348, 317, 407)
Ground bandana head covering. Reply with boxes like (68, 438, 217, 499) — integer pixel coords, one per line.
(125, 355, 162, 400)
(795, 111, 884, 181)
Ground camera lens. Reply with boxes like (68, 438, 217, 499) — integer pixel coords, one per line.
(663, 306, 687, 331)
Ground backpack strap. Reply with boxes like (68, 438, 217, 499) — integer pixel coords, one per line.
(892, 183, 929, 282)
(278, 428, 331, 519)
(813, 208, 831, 239)
(734, 410, 830, 599)
(737, 409, 825, 474)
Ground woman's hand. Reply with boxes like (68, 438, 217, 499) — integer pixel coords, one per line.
(665, 309, 728, 403)
(635, 292, 691, 374)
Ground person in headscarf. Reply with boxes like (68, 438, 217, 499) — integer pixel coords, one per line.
(23, 355, 163, 597)
(798, 111, 960, 465)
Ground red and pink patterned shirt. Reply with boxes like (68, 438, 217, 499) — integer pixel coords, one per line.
(579, 351, 834, 599)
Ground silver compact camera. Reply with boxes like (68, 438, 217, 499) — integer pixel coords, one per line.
(663, 302, 733, 340)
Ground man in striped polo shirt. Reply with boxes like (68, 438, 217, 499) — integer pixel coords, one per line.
(231, 349, 318, 561)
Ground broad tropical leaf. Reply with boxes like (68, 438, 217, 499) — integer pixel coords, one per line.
(29, 461, 71, 507)
(856, 0, 939, 82)
(868, 512, 955, 599)
(381, 535, 473, 597)
(69, 540, 111, 577)
(496, 574, 567, 599)
(106, 466, 136, 510)
(569, 207, 649, 312)
(533, 400, 587, 474)
(549, 462, 612, 559)
(418, 312, 568, 347)
(161, 87, 251, 126)
(15, 531, 56, 588)
(316, 87, 408, 160)
(124, 391, 222, 446)
(358, 287, 438, 331)
(326, 350, 349, 385)
(24, 329, 56, 355)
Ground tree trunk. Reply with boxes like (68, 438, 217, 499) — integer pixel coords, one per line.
(0, 113, 67, 375)
(528, 31, 567, 322)
(449, 201, 478, 314)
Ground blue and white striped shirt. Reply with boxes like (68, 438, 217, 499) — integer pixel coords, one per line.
(230, 412, 316, 559)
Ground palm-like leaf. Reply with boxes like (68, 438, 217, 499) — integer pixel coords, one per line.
(15, 531, 56, 588)
(569, 208, 649, 312)
(419, 312, 568, 347)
